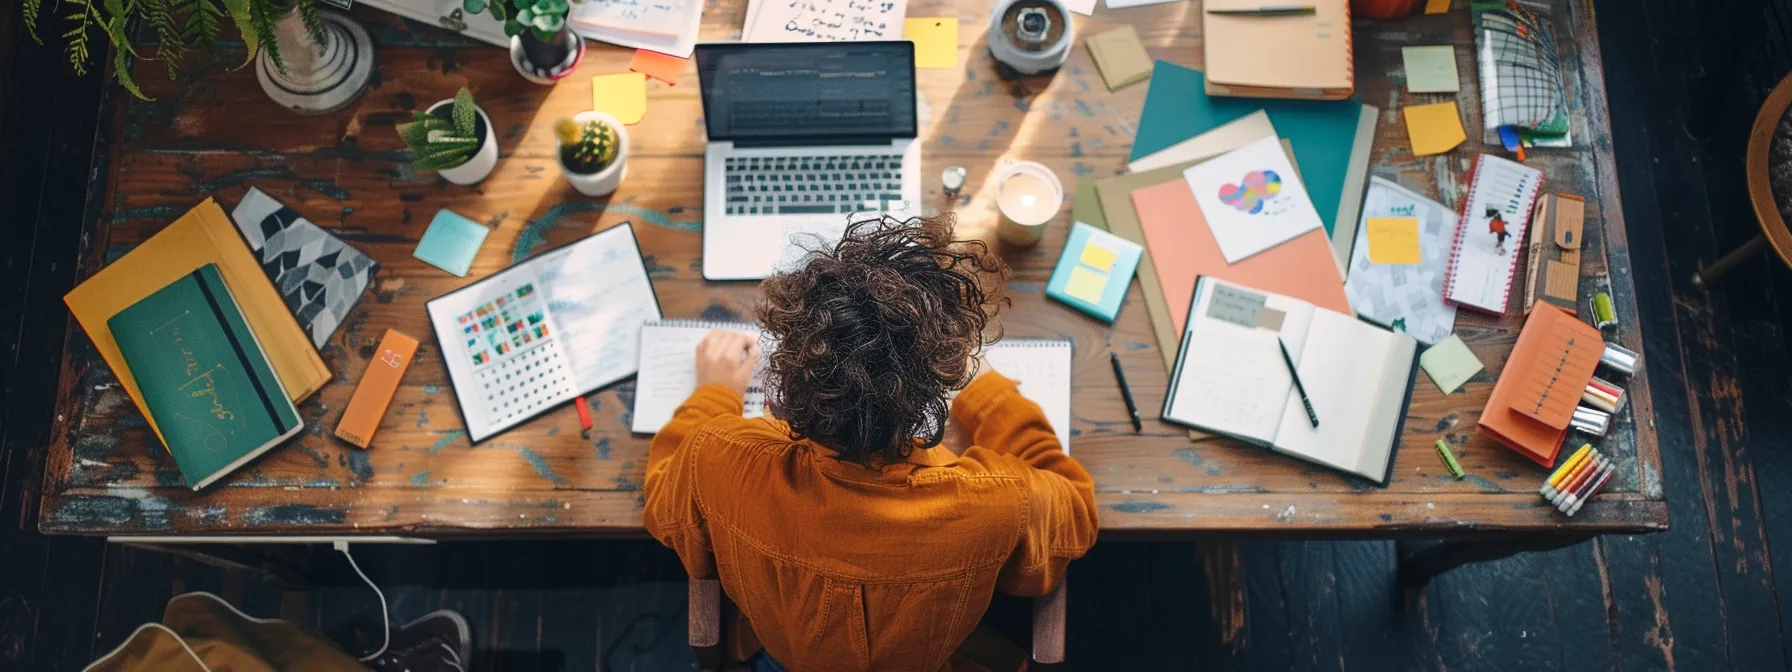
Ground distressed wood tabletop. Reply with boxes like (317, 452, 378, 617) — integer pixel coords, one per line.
(39, 0, 1667, 538)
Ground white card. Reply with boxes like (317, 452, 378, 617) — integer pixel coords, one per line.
(1184, 136, 1325, 264)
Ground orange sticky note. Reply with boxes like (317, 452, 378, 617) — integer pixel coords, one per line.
(630, 49, 686, 86)
(592, 72, 647, 125)
(905, 18, 958, 69)
(1425, 0, 1450, 13)
(1404, 101, 1466, 156)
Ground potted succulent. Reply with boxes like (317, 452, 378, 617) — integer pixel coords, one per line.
(397, 88, 500, 186)
(466, 0, 588, 84)
(555, 112, 629, 197)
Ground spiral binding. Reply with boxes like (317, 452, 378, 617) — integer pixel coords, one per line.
(1441, 155, 1544, 313)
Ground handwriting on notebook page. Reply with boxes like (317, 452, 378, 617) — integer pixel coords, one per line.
(577, 0, 692, 35)
(746, 0, 910, 42)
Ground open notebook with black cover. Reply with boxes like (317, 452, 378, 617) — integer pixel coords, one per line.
(1161, 276, 1419, 485)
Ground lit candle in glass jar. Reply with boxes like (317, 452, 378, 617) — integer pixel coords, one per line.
(994, 161, 1063, 246)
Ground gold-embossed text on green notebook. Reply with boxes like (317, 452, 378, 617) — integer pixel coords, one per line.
(108, 264, 303, 490)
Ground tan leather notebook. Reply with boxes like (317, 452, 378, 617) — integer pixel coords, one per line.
(1203, 0, 1354, 100)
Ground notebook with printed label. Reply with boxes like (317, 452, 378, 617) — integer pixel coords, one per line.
(1442, 154, 1545, 314)
(1162, 277, 1418, 484)
(425, 224, 662, 442)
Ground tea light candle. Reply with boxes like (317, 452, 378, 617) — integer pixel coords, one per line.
(993, 161, 1063, 246)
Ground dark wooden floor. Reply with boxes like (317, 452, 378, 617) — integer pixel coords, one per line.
(6, 0, 1792, 669)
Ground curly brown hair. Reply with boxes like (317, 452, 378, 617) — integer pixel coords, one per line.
(758, 214, 1010, 466)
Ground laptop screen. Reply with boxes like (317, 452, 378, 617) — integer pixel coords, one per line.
(696, 41, 917, 143)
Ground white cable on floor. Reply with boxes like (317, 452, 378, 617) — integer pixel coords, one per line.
(334, 541, 391, 662)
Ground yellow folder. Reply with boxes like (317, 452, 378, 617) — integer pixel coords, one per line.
(64, 198, 329, 442)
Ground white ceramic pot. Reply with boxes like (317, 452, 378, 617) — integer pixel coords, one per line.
(558, 111, 629, 197)
(425, 99, 499, 186)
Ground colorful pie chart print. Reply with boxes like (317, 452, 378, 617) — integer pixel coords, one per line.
(1218, 170, 1284, 214)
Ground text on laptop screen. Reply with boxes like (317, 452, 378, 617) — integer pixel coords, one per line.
(697, 42, 917, 143)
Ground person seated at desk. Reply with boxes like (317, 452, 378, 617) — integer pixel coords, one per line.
(643, 215, 1099, 672)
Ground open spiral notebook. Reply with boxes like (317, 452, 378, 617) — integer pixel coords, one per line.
(631, 322, 1072, 450)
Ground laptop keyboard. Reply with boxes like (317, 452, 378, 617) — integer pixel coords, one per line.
(724, 153, 905, 217)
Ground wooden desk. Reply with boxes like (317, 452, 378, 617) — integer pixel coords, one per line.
(40, 0, 1665, 583)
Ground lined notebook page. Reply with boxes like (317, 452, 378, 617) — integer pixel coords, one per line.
(983, 340, 1075, 451)
(631, 321, 767, 434)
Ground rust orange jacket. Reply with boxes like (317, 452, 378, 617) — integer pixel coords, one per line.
(644, 371, 1099, 672)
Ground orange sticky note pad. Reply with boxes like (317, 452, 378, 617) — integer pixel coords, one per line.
(905, 18, 958, 69)
(1366, 217, 1422, 264)
(1425, 0, 1450, 13)
(1404, 101, 1467, 156)
(592, 72, 647, 125)
(630, 49, 686, 86)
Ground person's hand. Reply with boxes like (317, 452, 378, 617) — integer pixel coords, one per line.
(695, 330, 762, 395)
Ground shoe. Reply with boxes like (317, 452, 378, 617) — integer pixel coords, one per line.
(367, 609, 471, 672)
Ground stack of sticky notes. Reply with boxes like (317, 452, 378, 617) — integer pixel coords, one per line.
(1087, 26, 1153, 91)
(1047, 222, 1143, 322)
(1419, 334, 1483, 394)
(1540, 444, 1614, 516)
(414, 209, 491, 277)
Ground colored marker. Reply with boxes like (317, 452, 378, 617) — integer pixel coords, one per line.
(576, 396, 593, 439)
(1568, 467, 1616, 516)
(1562, 462, 1614, 513)
(1541, 445, 1593, 498)
(1435, 439, 1465, 480)
(1552, 456, 1606, 509)
(1549, 454, 1602, 508)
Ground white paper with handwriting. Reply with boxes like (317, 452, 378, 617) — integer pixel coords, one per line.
(742, 0, 909, 43)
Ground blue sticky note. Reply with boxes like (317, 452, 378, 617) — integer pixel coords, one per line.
(414, 210, 490, 277)
(1046, 222, 1142, 323)
(1131, 62, 1370, 236)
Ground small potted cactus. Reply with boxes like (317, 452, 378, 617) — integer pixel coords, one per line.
(397, 88, 499, 186)
(555, 111, 628, 197)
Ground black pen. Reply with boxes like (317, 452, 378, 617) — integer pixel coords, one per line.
(1110, 352, 1143, 433)
(1277, 337, 1319, 428)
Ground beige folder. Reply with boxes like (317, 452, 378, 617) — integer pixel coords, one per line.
(1202, 0, 1354, 99)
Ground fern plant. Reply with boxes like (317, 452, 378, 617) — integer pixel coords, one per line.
(24, 0, 325, 101)
(397, 88, 484, 172)
(463, 0, 576, 42)
(554, 117, 618, 174)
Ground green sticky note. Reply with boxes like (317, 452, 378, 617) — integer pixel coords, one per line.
(1419, 334, 1483, 394)
(414, 209, 490, 277)
(1401, 46, 1460, 94)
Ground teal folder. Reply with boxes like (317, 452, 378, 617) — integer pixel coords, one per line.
(1130, 61, 1376, 239)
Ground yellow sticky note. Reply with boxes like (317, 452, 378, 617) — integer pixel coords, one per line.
(1065, 265, 1109, 303)
(1366, 217, 1422, 264)
(1079, 242, 1118, 271)
(591, 72, 647, 125)
(1404, 101, 1466, 156)
(1425, 0, 1450, 14)
(906, 18, 958, 69)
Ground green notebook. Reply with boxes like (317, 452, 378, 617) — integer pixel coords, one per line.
(108, 264, 303, 489)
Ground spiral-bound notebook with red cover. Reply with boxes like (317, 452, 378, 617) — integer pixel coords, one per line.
(1442, 154, 1545, 314)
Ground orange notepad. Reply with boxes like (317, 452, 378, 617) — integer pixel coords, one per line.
(1203, 0, 1355, 100)
(1131, 178, 1350, 333)
(1479, 303, 1602, 466)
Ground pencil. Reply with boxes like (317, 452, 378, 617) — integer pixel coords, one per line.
(1541, 445, 1594, 498)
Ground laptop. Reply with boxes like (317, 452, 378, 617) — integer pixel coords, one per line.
(695, 41, 922, 280)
